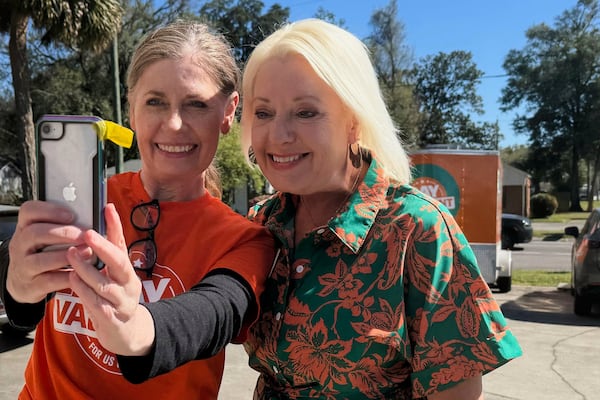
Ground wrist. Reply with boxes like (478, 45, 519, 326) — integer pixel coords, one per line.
(126, 304, 156, 356)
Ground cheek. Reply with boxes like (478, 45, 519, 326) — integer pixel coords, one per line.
(250, 125, 267, 151)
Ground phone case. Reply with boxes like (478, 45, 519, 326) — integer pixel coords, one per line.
(36, 115, 106, 235)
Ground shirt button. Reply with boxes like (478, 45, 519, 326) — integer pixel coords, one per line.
(275, 312, 282, 321)
(316, 228, 325, 234)
(296, 265, 304, 273)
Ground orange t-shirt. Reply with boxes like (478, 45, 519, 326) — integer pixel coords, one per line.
(20, 172, 274, 400)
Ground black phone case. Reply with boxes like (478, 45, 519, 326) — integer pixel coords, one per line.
(36, 115, 106, 236)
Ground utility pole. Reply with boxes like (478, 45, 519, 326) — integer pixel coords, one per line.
(111, 35, 124, 173)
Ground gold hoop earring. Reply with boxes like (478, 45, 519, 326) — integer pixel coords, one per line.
(349, 142, 361, 168)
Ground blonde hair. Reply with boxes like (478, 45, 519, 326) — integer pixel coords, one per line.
(241, 18, 411, 184)
(127, 20, 238, 199)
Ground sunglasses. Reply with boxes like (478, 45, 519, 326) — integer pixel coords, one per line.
(128, 199, 159, 278)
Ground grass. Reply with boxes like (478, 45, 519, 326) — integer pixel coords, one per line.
(510, 204, 585, 287)
(512, 269, 571, 287)
(531, 212, 589, 223)
(530, 200, 600, 224)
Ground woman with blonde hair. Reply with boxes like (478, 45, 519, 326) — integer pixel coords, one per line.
(240, 18, 522, 399)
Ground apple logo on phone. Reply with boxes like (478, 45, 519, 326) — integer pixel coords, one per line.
(62, 182, 77, 202)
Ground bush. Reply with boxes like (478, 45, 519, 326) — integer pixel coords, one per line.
(530, 193, 558, 218)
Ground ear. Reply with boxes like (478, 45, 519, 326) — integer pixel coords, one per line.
(347, 116, 359, 144)
(128, 104, 137, 131)
(220, 92, 240, 135)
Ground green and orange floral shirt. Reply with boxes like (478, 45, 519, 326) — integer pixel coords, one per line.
(245, 155, 522, 399)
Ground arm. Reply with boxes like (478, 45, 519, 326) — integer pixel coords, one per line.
(68, 204, 255, 383)
(427, 376, 483, 400)
(118, 270, 252, 383)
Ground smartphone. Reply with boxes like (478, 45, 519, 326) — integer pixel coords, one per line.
(36, 115, 106, 238)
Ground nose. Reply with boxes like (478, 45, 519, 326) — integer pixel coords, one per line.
(271, 114, 294, 144)
(165, 108, 183, 131)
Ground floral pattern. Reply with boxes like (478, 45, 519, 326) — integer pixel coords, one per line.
(245, 155, 522, 399)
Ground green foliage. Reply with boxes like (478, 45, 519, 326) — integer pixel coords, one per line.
(365, 0, 420, 146)
(198, 0, 289, 65)
(1, 0, 127, 200)
(530, 193, 559, 218)
(313, 6, 347, 28)
(215, 123, 265, 205)
(413, 50, 492, 148)
(501, 0, 600, 211)
(500, 144, 529, 170)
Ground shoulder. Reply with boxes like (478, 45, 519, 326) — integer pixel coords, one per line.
(381, 184, 463, 240)
(204, 195, 271, 238)
(247, 193, 282, 223)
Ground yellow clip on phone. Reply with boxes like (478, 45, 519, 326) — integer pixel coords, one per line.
(93, 120, 134, 148)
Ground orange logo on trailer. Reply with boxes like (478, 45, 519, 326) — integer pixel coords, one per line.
(412, 163, 460, 216)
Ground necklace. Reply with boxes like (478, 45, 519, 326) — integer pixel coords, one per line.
(300, 165, 362, 228)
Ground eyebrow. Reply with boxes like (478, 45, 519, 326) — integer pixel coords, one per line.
(254, 94, 321, 103)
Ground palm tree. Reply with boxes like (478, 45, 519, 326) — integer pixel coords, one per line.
(1, 0, 122, 201)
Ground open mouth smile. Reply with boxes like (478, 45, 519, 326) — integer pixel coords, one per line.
(271, 153, 308, 164)
(157, 144, 196, 153)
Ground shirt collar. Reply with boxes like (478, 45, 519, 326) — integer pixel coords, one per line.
(330, 155, 389, 252)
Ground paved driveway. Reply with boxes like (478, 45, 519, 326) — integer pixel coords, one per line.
(219, 285, 600, 400)
(2, 285, 598, 400)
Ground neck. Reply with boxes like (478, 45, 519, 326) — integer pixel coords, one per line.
(299, 163, 363, 228)
(140, 170, 206, 202)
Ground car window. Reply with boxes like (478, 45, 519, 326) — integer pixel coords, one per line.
(588, 211, 600, 237)
(580, 211, 598, 235)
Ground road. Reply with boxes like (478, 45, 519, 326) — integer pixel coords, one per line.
(511, 237, 572, 271)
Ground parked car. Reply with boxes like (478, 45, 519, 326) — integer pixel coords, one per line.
(501, 213, 533, 249)
(0, 204, 31, 336)
(564, 209, 600, 316)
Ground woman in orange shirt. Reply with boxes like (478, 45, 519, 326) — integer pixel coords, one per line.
(0, 20, 274, 400)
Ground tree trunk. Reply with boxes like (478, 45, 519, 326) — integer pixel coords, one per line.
(8, 10, 36, 201)
(569, 138, 583, 211)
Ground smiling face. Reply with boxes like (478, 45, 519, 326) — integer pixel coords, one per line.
(129, 54, 237, 199)
(249, 54, 356, 195)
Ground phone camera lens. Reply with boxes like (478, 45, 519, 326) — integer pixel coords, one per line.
(42, 124, 51, 135)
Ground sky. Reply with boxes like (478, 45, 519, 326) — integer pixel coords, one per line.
(263, 0, 580, 148)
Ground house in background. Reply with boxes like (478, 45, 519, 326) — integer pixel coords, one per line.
(502, 162, 530, 217)
(0, 158, 22, 200)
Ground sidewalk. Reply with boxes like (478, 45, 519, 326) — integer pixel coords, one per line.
(219, 285, 600, 400)
(484, 285, 600, 400)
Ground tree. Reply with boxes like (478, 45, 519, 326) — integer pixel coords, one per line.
(413, 51, 497, 148)
(313, 7, 347, 28)
(198, 0, 289, 65)
(500, 144, 530, 171)
(1, 0, 123, 201)
(501, 0, 600, 211)
(365, 0, 420, 146)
